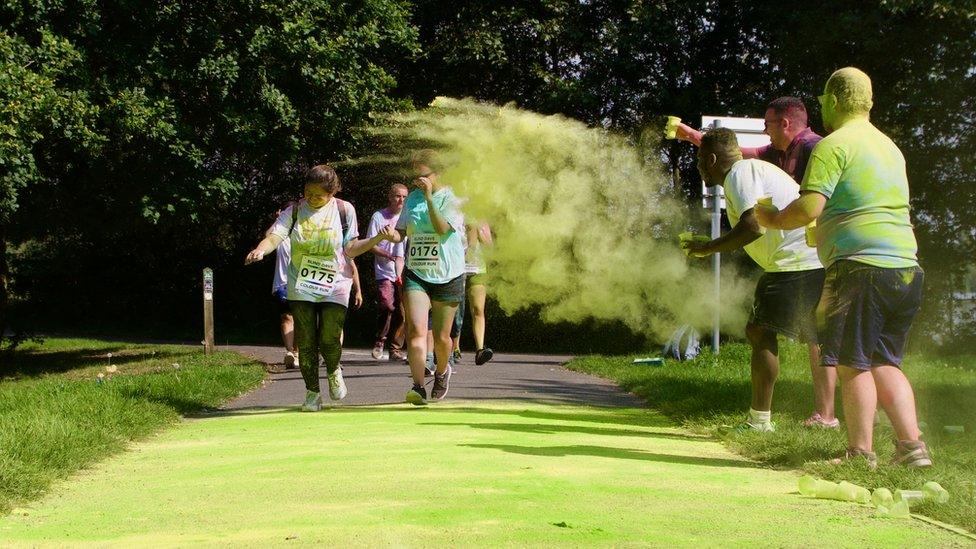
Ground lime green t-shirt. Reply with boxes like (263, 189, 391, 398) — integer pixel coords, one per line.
(800, 119, 918, 269)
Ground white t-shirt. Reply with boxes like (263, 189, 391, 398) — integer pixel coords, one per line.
(723, 159, 822, 273)
(270, 198, 359, 305)
(272, 237, 290, 292)
(366, 208, 405, 281)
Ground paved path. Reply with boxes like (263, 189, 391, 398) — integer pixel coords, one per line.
(224, 345, 642, 409)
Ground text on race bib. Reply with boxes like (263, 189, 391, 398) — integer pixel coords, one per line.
(408, 233, 442, 269)
(295, 255, 339, 298)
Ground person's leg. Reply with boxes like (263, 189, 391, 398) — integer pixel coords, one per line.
(451, 280, 466, 355)
(290, 301, 320, 393)
(281, 312, 295, 352)
(431, 300, 460, 376)
(838, 365, 877, 452)
(468, 282, 487, 350)
(318, 303, 346, 375)
(389, 282, 405, 352)
(809, 344, 837, 420)
(873, 365, 921, 441)
(374, 280, 395, 348)
(745, 323, 778, 412)
(404, 290, 433, 387)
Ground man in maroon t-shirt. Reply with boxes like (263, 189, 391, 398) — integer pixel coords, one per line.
(676, 96, 822, 182)
(674, 97, 836, 430)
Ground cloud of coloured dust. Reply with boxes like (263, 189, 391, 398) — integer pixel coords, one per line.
(376, 97, 753, 342)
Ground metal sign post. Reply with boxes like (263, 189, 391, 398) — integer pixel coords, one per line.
(700, 116, 771, 355)
(203, 268, 214, 355)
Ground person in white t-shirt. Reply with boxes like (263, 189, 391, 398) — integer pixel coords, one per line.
(367, 183, 408, 361)
(683, 128, 832, 432)
(246, 165, 397, 411)
(268, 203, 298, 371)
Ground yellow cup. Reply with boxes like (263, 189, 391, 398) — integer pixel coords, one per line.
(805, 219, 817, 247)
(665, 116, 681, 139)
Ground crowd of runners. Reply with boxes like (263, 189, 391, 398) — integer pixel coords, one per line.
(245, 66, 933, 469)
(245, 150, 494, 409)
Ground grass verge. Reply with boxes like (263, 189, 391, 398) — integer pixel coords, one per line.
(0, 338, 265, 514)
(568, 342, 976, 534)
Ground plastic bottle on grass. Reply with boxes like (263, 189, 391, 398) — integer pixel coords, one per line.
(922, 481, 949, 503)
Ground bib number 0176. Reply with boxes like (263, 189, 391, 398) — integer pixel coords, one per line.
(408, 234, 442, 269)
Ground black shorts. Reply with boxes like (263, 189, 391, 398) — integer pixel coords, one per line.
(404, 269, 465, 304)
(749, 268, 825, 343)
(818, 260, 924, 370)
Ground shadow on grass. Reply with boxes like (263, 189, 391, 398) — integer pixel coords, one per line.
(462, 443, 759, 469)
(3, 347, 185, 379)
(420, 421, 710, 442)
(198, 404, 671, 428)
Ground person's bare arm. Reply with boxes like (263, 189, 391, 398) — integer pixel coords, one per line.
(245, 234, 284, 264)
(755, 192, 826, 230)
(682, 210, 763, 257)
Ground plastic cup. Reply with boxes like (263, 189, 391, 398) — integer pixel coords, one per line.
(889, 500, 911, 519)
(804, 220, 817, 247)
(922, 481, 949, 503)
(665, 116, 681, 139)
(872, 487, 894, 507)
(798, 475, 819, 496)
(894, 489, 925, 505)
(835, 481, 860, 502)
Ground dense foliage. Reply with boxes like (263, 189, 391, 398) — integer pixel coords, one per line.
(3, 1, 974, 352)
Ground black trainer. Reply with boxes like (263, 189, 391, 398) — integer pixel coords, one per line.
(431, 369, 451, 400)
(475, 347, 494, 365)
(405, 384, 428, 406)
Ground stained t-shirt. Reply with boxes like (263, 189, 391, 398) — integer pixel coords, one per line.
(800, 119, 918, 269)
(396, 187, 465, 284)
(366, 208, 405, 281)
(756, 127, 823, 182)
(270, 199, 359, 305)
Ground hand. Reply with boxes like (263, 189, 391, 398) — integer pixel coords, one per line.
(354, 291, 363, 309)
(680, 240, 712, 259)
(415, 176, 433, 195)
(754, 203, 779, 228)
(378, 224, 397, 242)
(245, 249, 265, 265)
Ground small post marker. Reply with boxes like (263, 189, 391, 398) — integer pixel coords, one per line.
(203, 268, 215, 355)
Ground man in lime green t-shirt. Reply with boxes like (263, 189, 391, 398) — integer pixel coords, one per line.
(755, 67, 931, 468)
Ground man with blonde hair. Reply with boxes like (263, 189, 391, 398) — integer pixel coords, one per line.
(756, 67, 931, 468)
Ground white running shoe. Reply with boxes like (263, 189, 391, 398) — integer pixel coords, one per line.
(301, 390, 323, 412)
(283, 351, 298, 369)
(328, 368, 347, 400)
(371, 344, 383, 360)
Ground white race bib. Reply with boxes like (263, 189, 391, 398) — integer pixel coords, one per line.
(295, 256, 339, 298)
(408, 233, 442, 269)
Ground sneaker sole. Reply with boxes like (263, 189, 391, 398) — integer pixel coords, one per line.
(405, 392, 427, 406)
(475, 349, 494, 365)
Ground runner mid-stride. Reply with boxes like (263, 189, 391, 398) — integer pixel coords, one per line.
(246, 165, 397, 411)
(390, 150, 466, 405)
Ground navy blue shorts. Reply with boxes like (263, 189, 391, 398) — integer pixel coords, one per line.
(749, 269, 825, 343)
(273, 285, 290, 315)
(817, 260, 924, 370)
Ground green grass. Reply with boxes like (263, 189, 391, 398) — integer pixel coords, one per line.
(568, 342, 976, 534)
(0, 338, 266, 514)
(0, 403, 963, 546)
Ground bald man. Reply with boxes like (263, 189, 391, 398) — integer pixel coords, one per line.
(756, 67, 931, 468)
